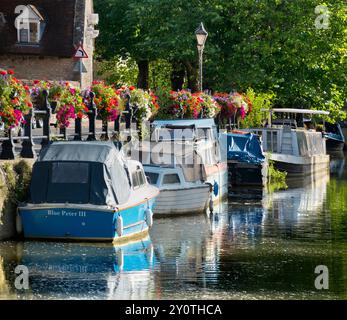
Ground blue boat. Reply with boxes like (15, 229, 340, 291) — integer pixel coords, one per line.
(18, 141, 159, 242)
(222, 132, 268, 187)
(324, 123, 345, 152)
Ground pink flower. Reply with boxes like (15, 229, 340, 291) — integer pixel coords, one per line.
(240, 106, 246, 119)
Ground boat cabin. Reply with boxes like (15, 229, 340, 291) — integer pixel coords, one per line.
(147, 119, 223, 167)
(29, 141, 145, 208)
(150, 119, 219, 143)
(246, 108, 330, 157)
(145, 166, 188, 188)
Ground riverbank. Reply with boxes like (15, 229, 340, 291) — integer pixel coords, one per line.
(0, 160, 34, 240)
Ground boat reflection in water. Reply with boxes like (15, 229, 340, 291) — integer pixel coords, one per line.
(329, 152, 345, 179)
(220, 169, 344, 299)
(228, 169, 330, 240)
(15, 238, 157, 299)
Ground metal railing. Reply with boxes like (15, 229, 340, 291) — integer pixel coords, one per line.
(0, 90, 135, 160)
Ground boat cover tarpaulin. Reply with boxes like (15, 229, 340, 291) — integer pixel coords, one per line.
(224, 133, 265, 165)
(30, 141, 131, 206)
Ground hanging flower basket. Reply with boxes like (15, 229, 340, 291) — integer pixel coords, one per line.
(213, 92, 252, 125)
(31, 80, 88, 128)
(0, 69, 32, 129)
(90, 81, 124, 122)
(116, 86, 160, 121)
(155, 89, 220, 120)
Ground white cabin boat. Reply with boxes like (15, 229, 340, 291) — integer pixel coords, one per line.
(245, 109, 330, 176)
(135, 119, 228, 216)
(144, 166, 211, 216)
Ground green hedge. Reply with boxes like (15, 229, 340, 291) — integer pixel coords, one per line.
(0, 160, 33, 240)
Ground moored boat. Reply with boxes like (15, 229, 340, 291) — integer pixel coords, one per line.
(324, 122, 345, 153)
(244, 109, 330, 176)
(222, 131, 268, 187)
(18, 141, 159, 242)
(144, 161, 211, 216)
(135, 119, 228, 215)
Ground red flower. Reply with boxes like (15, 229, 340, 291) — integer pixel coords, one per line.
(24, 85, 30, 91)
(33, 80, 40, 84)
(129, 86, 135, 91)
(7, 70, 14, 75)
(0, 70, 7, 76)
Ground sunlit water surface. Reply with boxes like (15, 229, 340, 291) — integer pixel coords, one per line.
(1, 152, 347, 300)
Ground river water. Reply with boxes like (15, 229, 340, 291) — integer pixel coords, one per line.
(0, 153, 346, 300)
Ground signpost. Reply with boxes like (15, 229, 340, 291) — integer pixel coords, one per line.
(73, 44, 88, 87)
(74, 45, 89, 59)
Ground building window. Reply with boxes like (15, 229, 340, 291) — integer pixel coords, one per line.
(15, 5, 45, 44)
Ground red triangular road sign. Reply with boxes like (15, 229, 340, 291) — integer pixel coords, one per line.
(74, 45, 88, 59)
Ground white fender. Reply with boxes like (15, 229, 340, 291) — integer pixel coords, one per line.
(16, 213, 23, 234)
(145, 208, 154, 228)
(116, 215, 123, 237)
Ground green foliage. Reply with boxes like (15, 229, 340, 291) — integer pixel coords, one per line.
(0, 160, 32, 225)
(149, 60, 173, 89)
(266, 158, 287, 193)
(2, 161, 32, 204)
(96, 56, 138, 87)
(95, 0, 347, 118)
(241, 88, 275, 128)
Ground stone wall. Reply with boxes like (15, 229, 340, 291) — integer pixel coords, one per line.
(0, 160, 34, 241)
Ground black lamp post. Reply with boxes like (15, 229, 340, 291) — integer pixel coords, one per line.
(195, 22, 208, 92)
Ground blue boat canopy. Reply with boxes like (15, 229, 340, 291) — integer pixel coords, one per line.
(30, 141, 131, 206)
(223, 132, 265, 165)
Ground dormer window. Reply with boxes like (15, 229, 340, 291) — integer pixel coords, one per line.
(15, 5, 45, 44)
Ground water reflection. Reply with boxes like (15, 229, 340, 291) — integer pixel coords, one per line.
(330, 152, 345, 179)
(1, 154, 347, 299)
(0, 239, 157, 299)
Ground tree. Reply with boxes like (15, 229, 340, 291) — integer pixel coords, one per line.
(95, 0, 347, 120)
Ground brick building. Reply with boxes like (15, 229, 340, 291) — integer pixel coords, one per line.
(0, 0, 98, 88)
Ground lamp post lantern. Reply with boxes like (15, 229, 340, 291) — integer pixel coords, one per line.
(195, 22, 208, 92)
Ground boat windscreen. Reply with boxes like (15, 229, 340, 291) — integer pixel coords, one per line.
(145, 172, 159, 185)
(154, 128, 195, 141)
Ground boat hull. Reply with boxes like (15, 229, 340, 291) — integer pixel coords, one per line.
(326, 138, 345, 153)
(18, 198, 157, 242)
(268, 153, 330, 177)
(227, 161, 268, 187)
(153, 185, 210, 216)
(204, 162, 228, 203)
